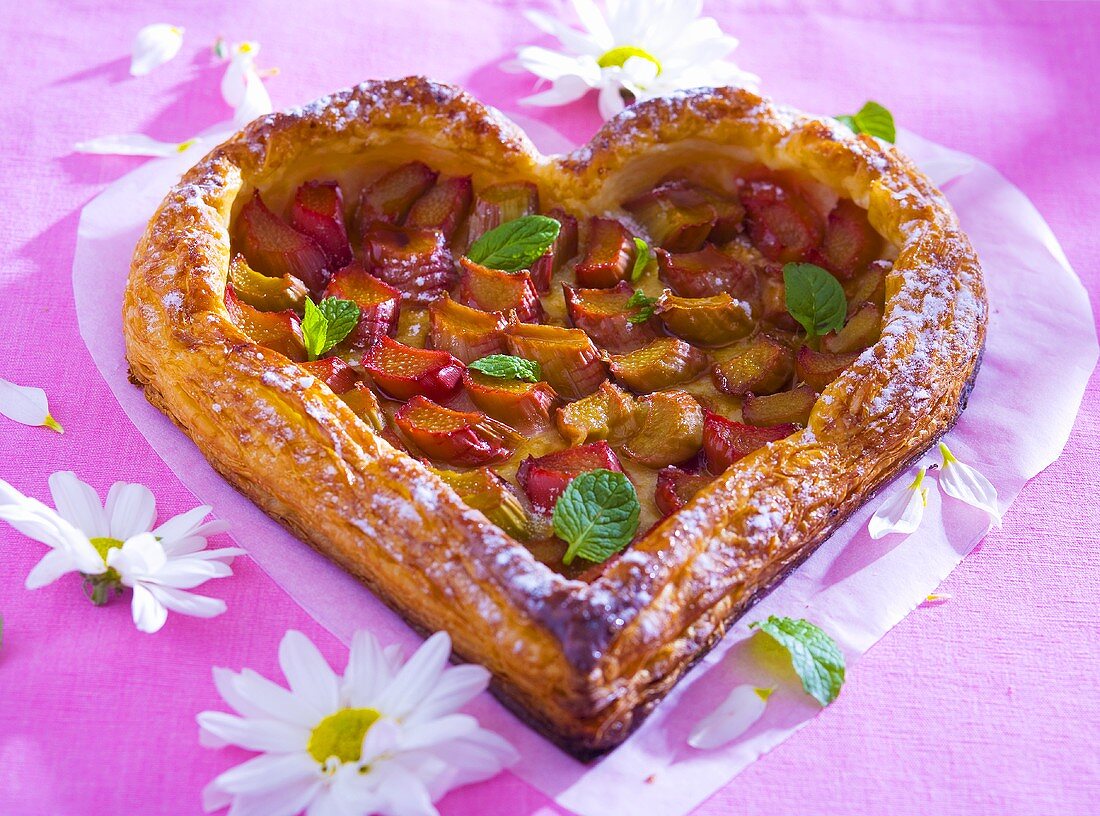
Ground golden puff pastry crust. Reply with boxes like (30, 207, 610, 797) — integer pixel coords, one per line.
(123, 77, 986, 758)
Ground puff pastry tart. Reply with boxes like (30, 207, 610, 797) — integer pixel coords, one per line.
(124, 77, 986, 758)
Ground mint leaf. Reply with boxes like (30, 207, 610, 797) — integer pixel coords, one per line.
(468, 354, 541, 383)
(301, 296, 360, 360)
(783, 263, 846, 340)
(552, 469, 640, 565)
(631, 236, 652, 282)
(836, 101, 896, 144)
(467, 214, 561, 272)
(625, 288, 658, 324)
(750, 616, 845, 706)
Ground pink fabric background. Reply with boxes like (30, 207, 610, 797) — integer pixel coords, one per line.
(1, 1, 1097, 813)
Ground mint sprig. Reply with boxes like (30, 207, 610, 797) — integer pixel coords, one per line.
(552, 469, 640, 565)
(631, 236, 653, 282)
(750, 615, 845, 706)
(625, 289, 658, 324)
(467, 214, 561, 272)
(301, 296, 360, 360)
(783, 263, 846, 342)
(836, 101, 896, 144)
(468, 354, 541, 383)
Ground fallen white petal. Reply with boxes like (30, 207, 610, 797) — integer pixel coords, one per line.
(868, 467, 929, 539)
(232, 66, 273, 127)
(939, 443, 1002, 525)
(688, 685, 772, 749)
(130, 23, 184, 77)
(0, 378, 62, 432)
(74, 133, 200, 157)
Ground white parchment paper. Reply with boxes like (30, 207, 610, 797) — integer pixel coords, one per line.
(72, 118, 1096, 816)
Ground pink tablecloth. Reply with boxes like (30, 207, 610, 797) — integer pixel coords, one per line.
(1, 1, 1097, 813)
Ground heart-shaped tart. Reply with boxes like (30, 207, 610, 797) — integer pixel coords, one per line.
(124, 77, 986, 758)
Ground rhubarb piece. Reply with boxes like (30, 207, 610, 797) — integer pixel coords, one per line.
(362, 224, 457, 306)
(823, 301, 883, 354)
(528, 208, 579, 292)
(623, 181, 718, 252)
(702, 410, 797, 473)
(710, 335, 794, 396)
(224, 283, 307, 361)
(574, 217, 636, 288)
(227, 253, 308, 312)
(656, 244, 759, 302)
(741, 385, 817, 427)
(321, 262, 401, 348)
(809, 199, 883, 280)
(554, 382, 639, 446)
(843, 259, 889, 314)
(758, 266, 800, 331)
(516, 441, 624, 512)
(654, 466, 715, 516)
(339, 381, 387, 432)
(362, 335, 465, 402)
(463, 369, 559, 434)
(394, 396, 517, 466)
(357, 161, 437, 229)
(427, 296, 512, 363)
(236, 190, 329, 294)
(299, 356, 360, 393)
(622, 390, 705, 467)
(433, 467, 530, 540)
(455, 257, 542, 323)
(609, 337, 710, 393)
(404, 175, 473, 240)
(290, 180, 353, 270)
(795, 346, 861, 391)
(563, 281, 657, 353)
(466, 181, 540, 242)
(740, 179, 824, 263)
(504, 323, 608, 400)
(657, 291, 753, 347)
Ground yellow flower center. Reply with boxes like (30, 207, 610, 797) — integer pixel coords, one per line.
(597, 46, 662, 75)
(307, 708, 382, 765)
(89, 536, 123, 564)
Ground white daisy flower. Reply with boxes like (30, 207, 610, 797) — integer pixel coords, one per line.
(0, 472, 242, 633)
(0, 377, 63, 432)
(219, 41, 274, 127)
(868, 466, 931, 539)
(938, 442, 1002, 525)
(198, 629, 518, 816)
(508, 0, 759, 120)
(130, 23, 185, 77)
(688, 684, 773, 750)
(74, 133, 203, 157)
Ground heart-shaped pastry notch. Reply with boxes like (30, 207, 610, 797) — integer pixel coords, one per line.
(124, 77, 985, 758)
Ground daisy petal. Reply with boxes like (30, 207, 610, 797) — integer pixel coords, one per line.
(233, 67, 273, 127)
(521, 74, 596, 107)
(343, 629, 393, 707)
(217, 776, 321, 816)
(0, 378, 62, 432)
(228, 668, 323, 727)
(74, 133, 199, 157)
(427, 728, 519, 788)
(210, 751, 317, 795)
(597, 79, 627, 121)
(279, 631, 340, 715)
(48, 471, 108, 539)
(404, 664, 490, 724)
(688, 684, 771, 749)
(131, 583, 169, 633)
(130, 23, 184, 76)
(107, 532, 168, 580)
(144, 584, 227, 618)
(400, 714, 478, 751)
(522, 10, 604, 56)
(570, 0, 615, 49)
(24, 547, 81, 590)
(105, 482, 157, 540)
(868, 467, 929, 539)
(152, 504, 215, 543)
(939, 443, 1002, 524)
(197, 710, 308, 753)
(375, 631, 451, 718)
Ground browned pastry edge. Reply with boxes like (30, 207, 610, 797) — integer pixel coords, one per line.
(122, 77, 987, 758)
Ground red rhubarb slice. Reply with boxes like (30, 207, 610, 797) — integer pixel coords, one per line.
(236, 190, 329, 294)
(290, 180, 353, 270)
(463, 369, 559, 434)
(621, 389, 705, 467)
(823, 301, 882, 354)
(516, 441, 624, 512)
(466, 181, 540, 243)
(427, 296, 512, 363)
(227, 253, 308, 312)
(433, 467, 530, 539)
(809, 198, 883, 280)
(702, 410, 798, 473)
(299, 356, 360, 394)
(795, 346, 861, 391)
(455, 257, 543, 323)
(322, 262, 401, 348)
(554, 382, 639, 446)
(362, 224, 457, 306)
(357, 161, 437, 229)
(654, 466, 716, 516)
(656, 243, 759, 302)
(362, 335, 465, 402)
(623, 181, 718, 253)
(740, 179, 824, 263)
(656, 291, 753, 347)
(741, 385, 817, 427)
(563, 281, 657, 353)
(529, 208, 578, 292)
(711, 334, 795, 396)
(405, 175, 473, 240)
(609, 337, 710, 393)
(224, 282, 307, 362)
(394, 396, 518, 466)
(503, 323, 608, 400)
(574, 217, 636, 288)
